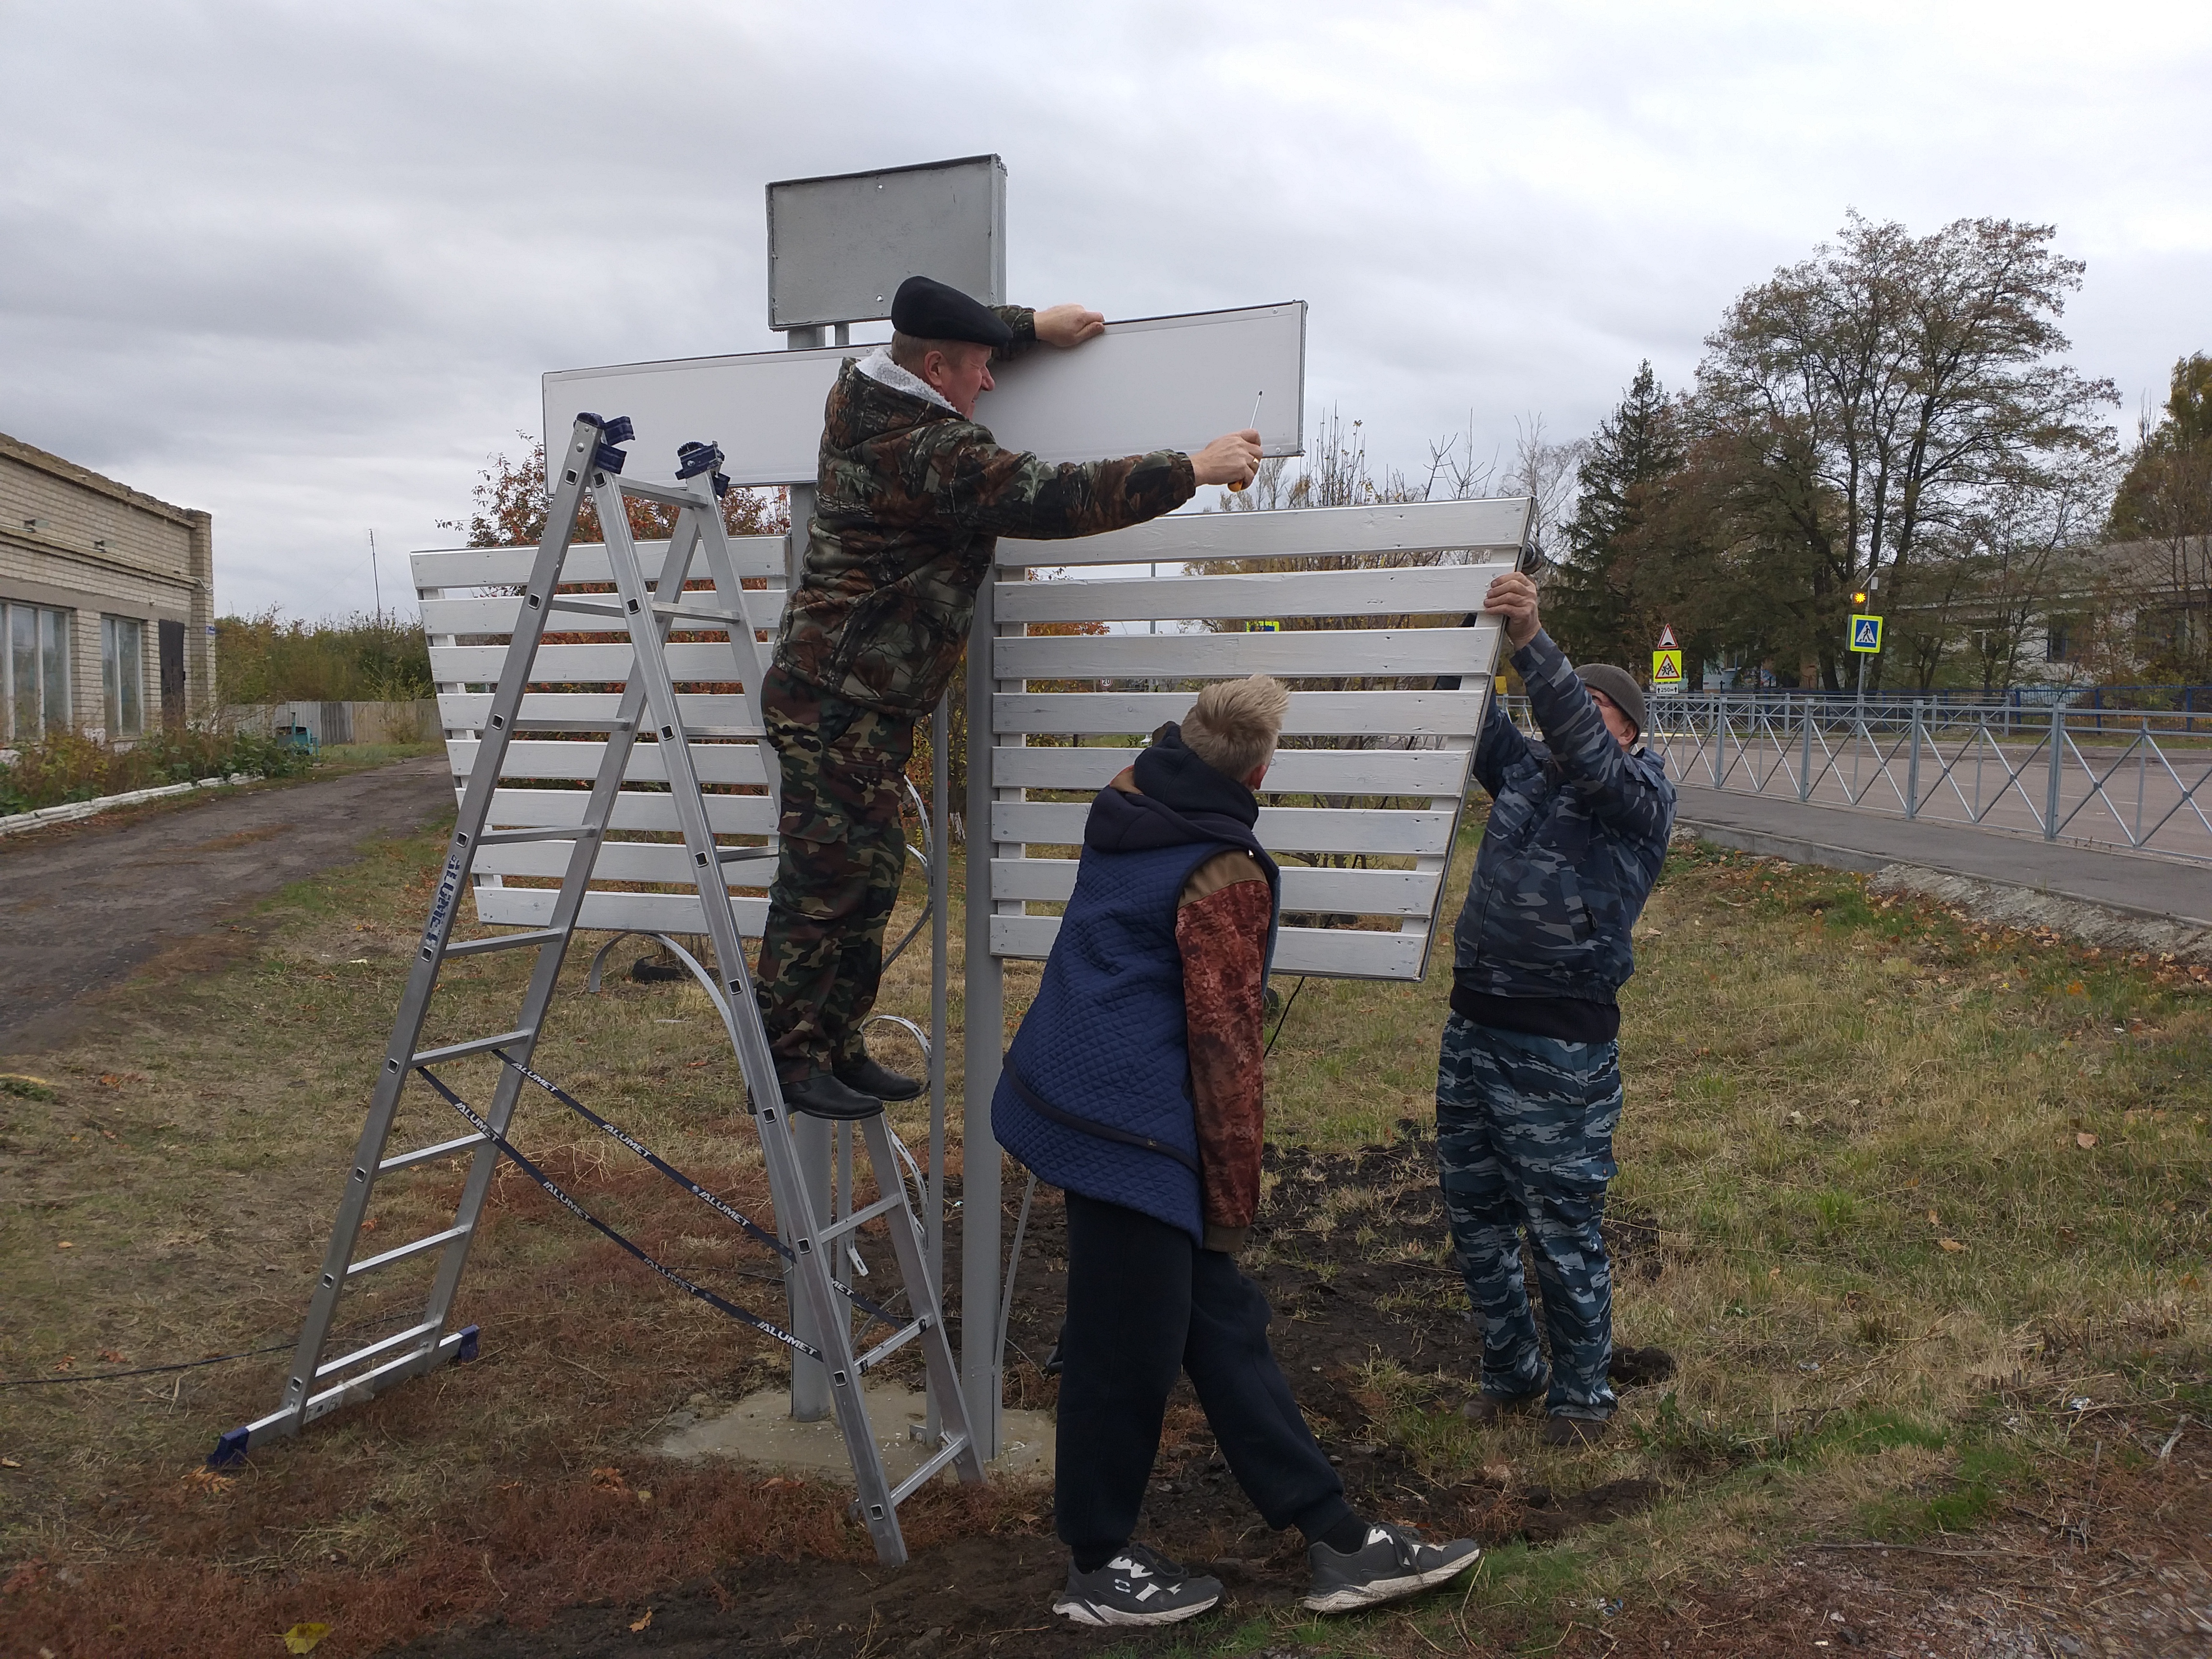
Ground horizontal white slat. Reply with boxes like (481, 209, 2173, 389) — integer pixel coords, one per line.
(469, 841, 772, 887)
(998, 498, 1533, 569)
(480, 787, 777, 835)
(989, 857, 1439, 915)
(437, 692, 758, 732)
(422, 590, 786, 637)
(993, 690, 1490, 738)
(992, 801, 1455, 856)
(446, 738, 771, 787)
(411, 538, 785, 592)
(991, 914, 1427, 977)
(997, 626, 1490, 681)
(994, 564, 1513, 625)
(988, 744, 1467, 796)
(473, 887, 769, 937)
(430, 642, 760, 684)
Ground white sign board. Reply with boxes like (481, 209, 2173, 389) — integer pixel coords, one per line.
(767, 155, 1006, 330)
(544, 302, 1307, 488)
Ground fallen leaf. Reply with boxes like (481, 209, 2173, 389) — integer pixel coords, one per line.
(1767, 1266, 1782, 1280)
(685, 1058, 711, 1069)
(55, 1240, 73, 1250)
(1927, 1209, 1940, 1226)
(183, 1469, 235, 1492)
(282, 1622, 332, 1655)
(630, 1610, 653, 1633)
(98, 1350, 127, 1363)
(636, 1488, 652, 1505)
(590, 1466, 625, 1490)
(1939, 1238, 1968, 1253)
(2077, 1131, 2098, 1149)
(51, 1356, 73, 1371)
(2, 1457, 22, 1468)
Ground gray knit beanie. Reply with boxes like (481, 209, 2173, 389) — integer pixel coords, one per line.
(1575, 664, 1647, 737)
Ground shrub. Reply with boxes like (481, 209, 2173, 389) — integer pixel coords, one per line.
(0, 724, 318, 815)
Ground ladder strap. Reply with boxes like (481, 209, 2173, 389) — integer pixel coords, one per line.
(492, 1050, 908, 1330)
(412, 1065, 821, 1360)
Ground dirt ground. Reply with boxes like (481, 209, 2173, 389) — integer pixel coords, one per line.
(0, 756, 453, 1052)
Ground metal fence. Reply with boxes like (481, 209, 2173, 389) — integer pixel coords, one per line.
(1615, 694, 2212, 866)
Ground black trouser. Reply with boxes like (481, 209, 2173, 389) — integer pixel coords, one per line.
(1056, 1190, 1350, 1559)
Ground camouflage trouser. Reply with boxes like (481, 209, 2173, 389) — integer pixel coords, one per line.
(1435, 1012, 1621, 1419)
(754, 665, 915, 1082)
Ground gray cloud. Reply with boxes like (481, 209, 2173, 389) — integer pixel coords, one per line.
(2, 0, 2205, 618)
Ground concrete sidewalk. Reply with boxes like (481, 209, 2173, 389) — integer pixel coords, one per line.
(1672, 785, 2212, 930)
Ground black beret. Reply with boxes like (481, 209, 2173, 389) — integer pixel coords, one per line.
(890, 275, 1012, 347)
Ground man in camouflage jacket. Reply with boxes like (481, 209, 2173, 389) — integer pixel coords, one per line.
(757, 275, 1262, 1120)
(1440, 570, 1676, 1444)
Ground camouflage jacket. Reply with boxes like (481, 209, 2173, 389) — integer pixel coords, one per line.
(774, 306, 1198, 717)
(1453, 630, 1676, 1005)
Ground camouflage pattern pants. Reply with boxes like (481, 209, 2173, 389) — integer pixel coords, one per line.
(754, 665, 915, 1082)
(1435, 1012, 1621, 1419)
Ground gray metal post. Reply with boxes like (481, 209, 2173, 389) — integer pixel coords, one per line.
(2044, 700, 2064, 841)
(926, 692, 950, 1440)
(961, 574, 1005, 1459)
(781, 325, 835, 1423)
(1798, 698, 1813, 802)
(1906, 700, 1924, 819)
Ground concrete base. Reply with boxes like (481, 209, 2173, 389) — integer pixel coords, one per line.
(654, 1382, 1054, 1487)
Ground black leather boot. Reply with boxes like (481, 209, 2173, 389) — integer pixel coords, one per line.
(782, 1072, 884, 1120)
(834, 1055, 921, 1102)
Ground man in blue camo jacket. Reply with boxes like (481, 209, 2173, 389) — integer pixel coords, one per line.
(1441, 570, 1676, 1446)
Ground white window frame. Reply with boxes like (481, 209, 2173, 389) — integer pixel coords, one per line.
(4, 601, 73, 740)
(102, 614, 145, 736)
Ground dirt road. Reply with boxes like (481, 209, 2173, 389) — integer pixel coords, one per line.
(0, 757, 453, 1053)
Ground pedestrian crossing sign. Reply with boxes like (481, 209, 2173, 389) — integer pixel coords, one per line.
(1249, 619, 1280, 632)
(1651, 649, 1683, 685)
(1849, 614, 1884, 653)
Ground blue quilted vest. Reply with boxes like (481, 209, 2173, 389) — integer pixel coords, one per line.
(993, 741, 1279, 1245)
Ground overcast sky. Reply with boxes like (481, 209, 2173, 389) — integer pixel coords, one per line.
(4, 0, 2207, 620)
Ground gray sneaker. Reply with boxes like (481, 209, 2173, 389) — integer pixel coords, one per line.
(1051, 1542, 1223, 1627)
(1302, 1523, 1482, 1614)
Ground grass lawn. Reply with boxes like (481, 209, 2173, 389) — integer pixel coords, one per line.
(3, 795, 2209, 1655)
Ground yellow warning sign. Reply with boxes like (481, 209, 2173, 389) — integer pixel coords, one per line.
(1651, 649, 1683, 684)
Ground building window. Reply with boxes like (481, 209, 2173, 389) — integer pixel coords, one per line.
(3, 602, 72, 740)
(103, 615, 145, 736)
(2046, 621, 2068, 663)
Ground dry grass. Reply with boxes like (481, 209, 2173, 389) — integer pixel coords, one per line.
(3, 800, 2211, 1654)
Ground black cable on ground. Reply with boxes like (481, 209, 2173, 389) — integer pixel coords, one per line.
(0, 1311, 421, 1390)
(1265, 975, 1309, 1058)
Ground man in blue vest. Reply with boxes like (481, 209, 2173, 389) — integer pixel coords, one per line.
(1443, 570, 1677, 1446)
(996, 676, 1481, 1627)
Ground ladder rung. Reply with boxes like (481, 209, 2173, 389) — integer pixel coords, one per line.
(346, 1223, 471, 1278)
(817, 1191, 903, 1245)
(296, 1326, 473, 1428)
(378, 1131, 489, 1173)
(683, 725, 767, 739)
(475, 827, 599, 845)
(544, 597, 622, 618)
(313, 1320, 442, 1379)
(442, 930, 563, 957)
(717, 846, 776, 863)
(888, 1433, 973, 1508)
(618, 479, 698, 508)
(854, 1314, 928, 1374)
(653, 603, 749, 625)
(412, 1029, 535, 1065)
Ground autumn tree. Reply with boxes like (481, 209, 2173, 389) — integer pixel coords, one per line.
(1689, 213, 2116, 691)
(2105, 353, 2212, 680)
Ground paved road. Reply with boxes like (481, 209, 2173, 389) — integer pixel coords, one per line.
(0, 757, 454, 1054)
(1672, 784, 2212, 929)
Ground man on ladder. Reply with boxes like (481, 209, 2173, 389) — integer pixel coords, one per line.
(759, 275, 1265, 1119)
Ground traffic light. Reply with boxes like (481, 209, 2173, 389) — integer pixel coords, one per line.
(1852, 590, 1869, 607)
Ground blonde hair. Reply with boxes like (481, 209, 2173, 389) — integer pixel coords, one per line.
(1181, 675, 1290, 782)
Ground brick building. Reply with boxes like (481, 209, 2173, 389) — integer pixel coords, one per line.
(0, 431, 216, 742)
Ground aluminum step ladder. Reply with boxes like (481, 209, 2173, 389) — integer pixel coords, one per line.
(212, 413, 984, 1566)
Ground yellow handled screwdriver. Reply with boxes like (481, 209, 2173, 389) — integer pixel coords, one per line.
(1227, 391, 1262, 492)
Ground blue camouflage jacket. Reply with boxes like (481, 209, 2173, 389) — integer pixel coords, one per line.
(1452, 630, 1676, 1006)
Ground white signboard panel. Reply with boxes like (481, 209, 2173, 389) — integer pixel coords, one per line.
(767, 155, 1006, 330)
(544, 302, 1306, 488)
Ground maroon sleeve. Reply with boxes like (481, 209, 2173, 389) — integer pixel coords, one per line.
(1177, 878, 1272, 1246)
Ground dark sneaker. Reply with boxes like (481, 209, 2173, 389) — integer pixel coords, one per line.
(1542, 1414, 1611, 1447)
(1303, 1524, 1481, 1613)
(1464, 1386, 1546, 1425)
(1052, 1542, 1221, 1627)
(834, 1055, 921, 1102)
(782, 1073, 884, 1120)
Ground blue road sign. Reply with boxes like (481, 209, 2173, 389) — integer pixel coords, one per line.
(1849, 613, 1884, 653)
